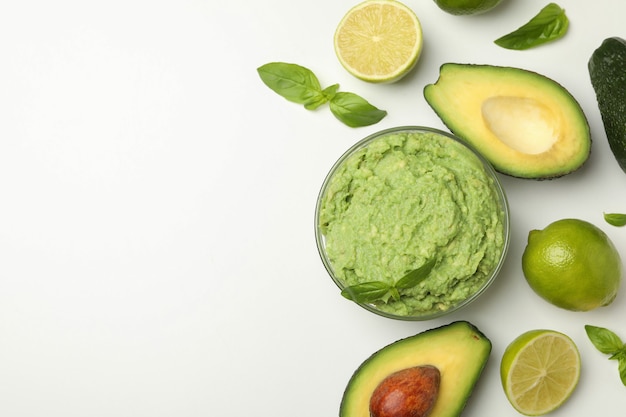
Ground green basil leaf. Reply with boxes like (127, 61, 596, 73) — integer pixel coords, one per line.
(494, 3, 569, 50)
(257, 62, 327, 108)
(380, 291, 393, 304)
(341, 281, 391, 303)
(585, 325, 624, 354)
(619, 357, 626, 386)
(395, 259, 437, 290)
(389, 287, 401, 302)
(304, 83, 340, 110)
(258, 62, 386, 127)
(329, 92, 387, 127)
(604, 213, 626, 227)
(321, 83, 340, 101)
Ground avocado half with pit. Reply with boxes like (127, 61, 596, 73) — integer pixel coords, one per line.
(340, 321, 491, 417)
(424, 63, 591, 179)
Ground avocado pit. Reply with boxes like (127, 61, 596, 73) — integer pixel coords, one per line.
(482, 96, 559, 155)
(370, 365, 440, 417)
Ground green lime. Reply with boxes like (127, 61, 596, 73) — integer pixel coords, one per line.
(501, 329, 580, 416)
(433, 0, 503, 15)
(334, 0, 423, 83)
(521, 218, 622, 311)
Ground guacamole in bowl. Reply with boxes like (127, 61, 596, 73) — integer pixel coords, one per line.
(315, 126, 509, 320)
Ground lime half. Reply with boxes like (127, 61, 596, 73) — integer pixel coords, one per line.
(501, 329, 581, 416)
(334, 0, 423, 83)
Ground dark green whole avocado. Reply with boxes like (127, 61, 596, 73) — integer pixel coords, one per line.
(589, 37, 626, 174)
(339, 321, 491, 417)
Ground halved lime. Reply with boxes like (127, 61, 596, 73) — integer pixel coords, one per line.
(501, 329, 581, 416)
(334, 0, 423, 83)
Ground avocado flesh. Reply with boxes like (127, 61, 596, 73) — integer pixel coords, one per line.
(339, 321, 491, 417)
(424, 63, 591, 179)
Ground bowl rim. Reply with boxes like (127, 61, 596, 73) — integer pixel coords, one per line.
(314, 125, 511, 321)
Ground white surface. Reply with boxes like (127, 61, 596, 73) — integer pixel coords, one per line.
(0, 0, 625, 415)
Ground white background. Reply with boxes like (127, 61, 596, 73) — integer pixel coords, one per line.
(1, 0, 625, 415)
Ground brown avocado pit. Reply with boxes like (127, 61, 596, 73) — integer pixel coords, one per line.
(369, 365, 440, 417)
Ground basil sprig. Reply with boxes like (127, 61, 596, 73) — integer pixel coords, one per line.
(257, 62, 387, 127)
(340, 259, 436, 304)
(604, 213, 626, 227)
(494, 3, 569, 50)
(585, 325, 626, 386)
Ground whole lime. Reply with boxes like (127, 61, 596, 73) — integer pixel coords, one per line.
(521, 218, 622, 311)
(433, 0, 503, 15)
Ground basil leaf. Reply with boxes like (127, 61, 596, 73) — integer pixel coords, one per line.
(258, 62, 386, 127)
(585, 325, 624, 354)
(304, 83, 339, 110)
(494, 3, 569, 50)
(389, 287, 401, 302)
(341, 281, 391, 303)
(604, 213, 626, 227)
(619, 357, 626, 386)
(257, 62, 327, 108)
(609, 350, 626, 385)
(395, 259, 436, 290)
(586, 325, 626, 386)
(321, 83, 339, 101)
(329, 92, 387, 127)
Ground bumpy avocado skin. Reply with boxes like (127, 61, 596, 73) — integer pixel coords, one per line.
(339, 321, 491, 417)
(589, 37, 626, 174)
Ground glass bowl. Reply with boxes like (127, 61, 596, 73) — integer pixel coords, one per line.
(314, 126, 510, 320)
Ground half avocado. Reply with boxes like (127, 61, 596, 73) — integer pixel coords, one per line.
(339, 321, 491, 417)
(424, 63, 591, 179)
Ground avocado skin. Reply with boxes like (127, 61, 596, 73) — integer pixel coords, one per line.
(589, 37, 626, 174)
(339, 321, 491, 417)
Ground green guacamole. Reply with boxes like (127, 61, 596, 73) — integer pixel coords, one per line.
(318, 130, 506, 317)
